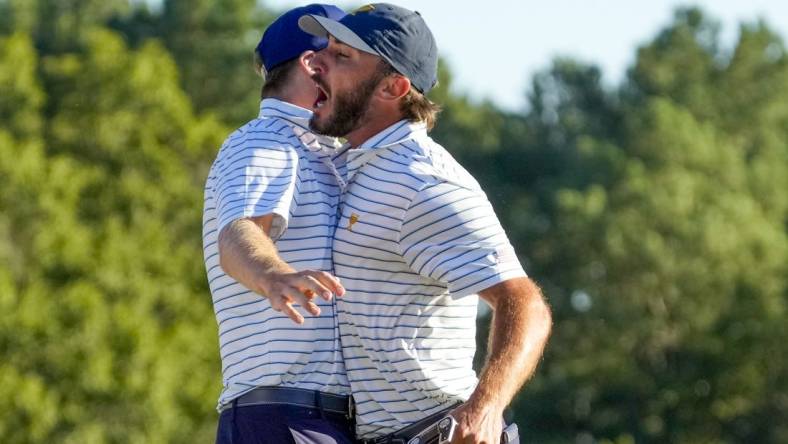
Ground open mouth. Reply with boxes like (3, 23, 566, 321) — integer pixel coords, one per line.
(314, 84, 329, 110)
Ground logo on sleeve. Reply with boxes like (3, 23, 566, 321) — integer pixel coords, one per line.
(493, 245, 519, 265)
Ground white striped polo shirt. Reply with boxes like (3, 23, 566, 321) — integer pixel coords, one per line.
(202, 99, 350, 411)
(333, 120, 527, 438)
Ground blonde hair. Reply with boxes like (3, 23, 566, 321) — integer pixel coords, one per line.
(399, 88, 441, 130)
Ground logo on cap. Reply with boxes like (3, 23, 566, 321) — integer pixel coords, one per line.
(352, 4, 375, 14)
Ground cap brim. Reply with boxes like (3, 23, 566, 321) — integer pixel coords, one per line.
(298, 14, 378, 56)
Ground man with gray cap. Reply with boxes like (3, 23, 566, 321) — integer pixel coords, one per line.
(202, 4, 356, 443)
(299, 4, 552, 444)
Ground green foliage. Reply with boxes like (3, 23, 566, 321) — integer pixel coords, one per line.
(156, 0, 274, 126)
(504, 8, 787, 443)
(0, 27, 225, 443)
(0, 2, 786, 443)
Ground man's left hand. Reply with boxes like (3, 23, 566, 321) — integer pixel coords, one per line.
(449, 399, 503, 444)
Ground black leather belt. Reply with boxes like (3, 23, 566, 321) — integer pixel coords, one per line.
(221, 386, 351, 417)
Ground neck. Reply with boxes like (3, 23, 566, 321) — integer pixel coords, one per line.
(346, 113, 405, 148)
(270, 72, 316, 110)
(263, 92, 311, 111)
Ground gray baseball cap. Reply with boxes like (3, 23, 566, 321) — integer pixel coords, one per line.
(299, 3, 438, 93)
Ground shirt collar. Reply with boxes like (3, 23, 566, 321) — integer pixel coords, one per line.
(258, 98, 343, 153)
(345, 120, 427, 182)
(258, 98, 312, 131)
(356, 120, 427, 151)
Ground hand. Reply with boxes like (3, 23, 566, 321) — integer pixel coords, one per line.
(449, 399, 503, 444)
(258, 269, 345, 324)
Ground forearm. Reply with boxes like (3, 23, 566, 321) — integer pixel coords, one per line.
(218, 218, 294, 294)
(471, 277, 552, 410)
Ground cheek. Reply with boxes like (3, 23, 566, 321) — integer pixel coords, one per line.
(331, 65, 359, 86)
(333, 75, 358, 97)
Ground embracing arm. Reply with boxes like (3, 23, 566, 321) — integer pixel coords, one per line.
(451, 276, 552, 443)
(218, 215, 344, 324)
(219, 215, 291, 289)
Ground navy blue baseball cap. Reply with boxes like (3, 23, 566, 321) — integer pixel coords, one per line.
(298, 3, 438, 93)
(256, 4, 346, 73)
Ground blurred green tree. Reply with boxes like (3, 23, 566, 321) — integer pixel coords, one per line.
(0, 2, 786, 443)
(510, 8, 787, 443)
(0, 28, 227, 443)
(156, 0, 274, 126)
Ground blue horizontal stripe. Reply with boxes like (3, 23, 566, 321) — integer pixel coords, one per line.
(224, 348, 340, 375)
(336, 274, 444, 289)
(366, 162, 428, 186)
(222, 337, 337, 367)
(335, 224, 396, 245)
(339, 322, 471, 330)
(337, 213, 398, 234)
(357, 170, 419, 192)
(431, 249, 487, 282)
(221, 326, 336, 352)
(334, 237, 399, 258)
(353, 178, 409, 201)
(403, 211, 491, 258)
(412, 223, 499, 276)
(341, 310, 473, 320)
(214, 153, 293, 177)
(341, 200, 401, 223)
(452, 267, 521, 294)
(405, 182, 452, 212)
(346, 189, 407, 211)
(216, 300, 269, 322)
(401, 201, 485, 242)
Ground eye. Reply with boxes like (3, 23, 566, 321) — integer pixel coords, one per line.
(337, 52, 350, 59)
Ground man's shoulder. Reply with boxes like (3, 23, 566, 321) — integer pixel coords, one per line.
(386, 137, 482, 193)
(217, 116, 302, 157)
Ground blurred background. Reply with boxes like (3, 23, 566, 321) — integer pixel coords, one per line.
(0, 0, 786, 443)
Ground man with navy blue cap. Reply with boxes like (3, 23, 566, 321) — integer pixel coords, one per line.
(203, 4, 357, 443)
(300, 4, 552, 444)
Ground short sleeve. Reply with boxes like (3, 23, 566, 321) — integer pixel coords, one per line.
(399, 181, 526, 297)
(214, 144, 299, 240)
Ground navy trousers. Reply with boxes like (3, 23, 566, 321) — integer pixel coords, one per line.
(215, 404, 354, 444)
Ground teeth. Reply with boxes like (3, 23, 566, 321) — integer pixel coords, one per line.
(314, 86, 328, 110)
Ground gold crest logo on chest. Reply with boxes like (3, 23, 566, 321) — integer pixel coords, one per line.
(348, 213, 360, 231)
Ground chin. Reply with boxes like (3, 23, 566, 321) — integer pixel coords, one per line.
(308, 114, 330, 135)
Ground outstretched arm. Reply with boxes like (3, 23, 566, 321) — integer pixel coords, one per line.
(218, 215, 345, 324)
(451, 277, 552, 443)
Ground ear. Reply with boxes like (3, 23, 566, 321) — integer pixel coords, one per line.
(378, 75, 411, 101)
(299, 50, 318, 76)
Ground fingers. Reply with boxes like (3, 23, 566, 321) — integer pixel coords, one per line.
(268, 293, 305, 324)
(269, 292, 319, 324)
(266, 283, 321, 325)
(304, 270, 345, 298)
(283, 285, 321, 317)
(292, 274, 334, 301)
(261, 270, 346, 324)
(288, 271, 345, 300)
(448, 403, 502, 444)
(279, 301, 305, 324)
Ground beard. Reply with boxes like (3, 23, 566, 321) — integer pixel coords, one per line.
(309, 73, 383, 138)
